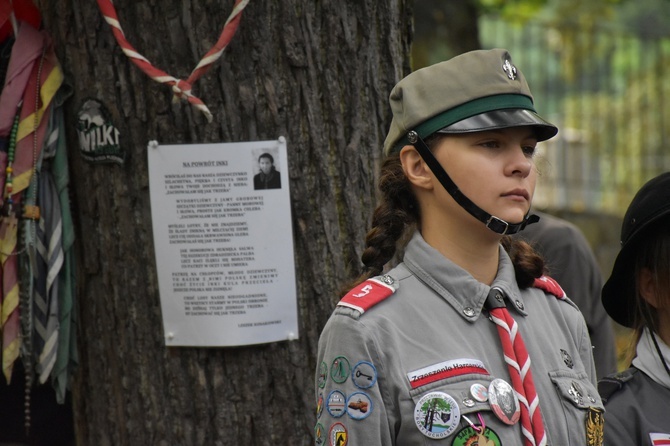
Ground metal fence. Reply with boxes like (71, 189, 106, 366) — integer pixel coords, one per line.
(480, 16, 670, 215)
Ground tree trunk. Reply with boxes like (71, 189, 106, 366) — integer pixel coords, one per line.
(35, 0, 412, 444)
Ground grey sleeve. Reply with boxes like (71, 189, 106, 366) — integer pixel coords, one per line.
(603, 403, 638, 446)
(314, 313, 394, 445)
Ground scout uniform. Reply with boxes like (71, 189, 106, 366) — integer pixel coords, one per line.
(314, 232, 603, 445)
(599, 172, 670, 445)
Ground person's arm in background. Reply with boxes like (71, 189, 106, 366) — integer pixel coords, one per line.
(518, 211, 618, 378)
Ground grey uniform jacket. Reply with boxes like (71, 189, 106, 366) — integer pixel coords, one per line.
(315, 232, 602, 445)
(599, 367, 670, 446)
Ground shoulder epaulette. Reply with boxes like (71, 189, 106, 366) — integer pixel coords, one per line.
(533, 275, 566, 300)
(598, 367, 638, 403)
(338, 275, 397, 315)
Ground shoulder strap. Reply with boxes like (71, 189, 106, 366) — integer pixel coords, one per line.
(597, 367, 638, 403)
(338, 275, 397, 315)
(533, 275, 566, 300)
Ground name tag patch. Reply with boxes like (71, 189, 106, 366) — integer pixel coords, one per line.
(650, 433, 670, 445)
(407, 359, 489, 389)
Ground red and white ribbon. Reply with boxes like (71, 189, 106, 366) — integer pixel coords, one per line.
(96, 0, 249, 122)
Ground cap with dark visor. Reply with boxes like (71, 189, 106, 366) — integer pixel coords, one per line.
(382, 49, 558, 235)
(384, 49, 558, 155)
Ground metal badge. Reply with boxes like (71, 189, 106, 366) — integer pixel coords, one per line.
(569, 381, 584, 406)
(561, 349, 574, 369)
(346, 391, 373, 420)
(502, 58, 517, 80)
(414, 391, 461, 439)
(470, 383, 489, 402)
(586, 407, 604, 446)
(488, 378, 520, 425)
(452, 426, 502, 446)
(351, 361, 377, 389)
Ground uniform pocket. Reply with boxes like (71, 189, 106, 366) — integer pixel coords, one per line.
(549, 370, 605, 445)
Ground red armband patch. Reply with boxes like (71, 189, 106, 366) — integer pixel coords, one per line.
(533, 275, 566, 300)
(338, 277, 396, 314)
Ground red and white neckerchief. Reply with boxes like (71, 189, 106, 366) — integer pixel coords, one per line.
(96, 0, 249, 122)
(488, 287, 547, 446)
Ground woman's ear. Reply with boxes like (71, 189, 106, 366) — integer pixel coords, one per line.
(399, 145, 433, 190)
(639, 267, 659, 308)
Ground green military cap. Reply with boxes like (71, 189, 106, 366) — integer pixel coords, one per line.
(383, 48, 558, 155)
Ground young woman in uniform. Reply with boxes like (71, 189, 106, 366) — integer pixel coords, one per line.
(599, 172, 670, 445)
(313, 49, 604, 446)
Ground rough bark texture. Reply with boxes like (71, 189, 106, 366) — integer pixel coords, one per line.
(34, 1, 412, 444)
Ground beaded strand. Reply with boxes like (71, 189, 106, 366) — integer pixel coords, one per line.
(4, 108, 20, 216)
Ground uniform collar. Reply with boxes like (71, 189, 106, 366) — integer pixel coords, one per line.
(402, 231, 525, 322)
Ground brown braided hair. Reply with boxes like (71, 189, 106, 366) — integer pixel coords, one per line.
(344, 135, 546, 294)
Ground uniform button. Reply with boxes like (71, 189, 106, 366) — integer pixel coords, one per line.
(462, 398, 475, 407)
(381, 274, 394, 285)
(463, 307, 475, 317)
(495, 292, 503, 302)
(515, 300, 525, 311)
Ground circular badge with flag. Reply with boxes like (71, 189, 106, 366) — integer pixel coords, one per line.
(414, 391, 460, 439)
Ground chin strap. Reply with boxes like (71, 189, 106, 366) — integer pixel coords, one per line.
(407, 130, 539, 235)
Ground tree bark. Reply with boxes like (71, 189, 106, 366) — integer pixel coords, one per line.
(34, 0, 412, 444)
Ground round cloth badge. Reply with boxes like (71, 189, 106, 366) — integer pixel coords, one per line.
(451, 425, 502, 446)
(326, 390, 347, 418)
(314, 422, 325, 445)
(329, 422, 348, 446)
(346, 391, 373, 420)
(488, 378, 520, 425)
(351, 361, 377, 389)
(318, 362, 328, 388)
(330, 356, 351, 383)
(470, 383, 489, 402)
(316, 393, 324, 419)
(414, 391, 461, 439)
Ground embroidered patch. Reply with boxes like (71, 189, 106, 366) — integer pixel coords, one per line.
(338, 277, 395, 314)
(330, 356, 350, 384)
(488, 378, 520, 425)
(346, 391, 373, 420)
(314, 422, 325, 445)
(329, 422, 348, 446)
(650, 433, 670, 445)
(414, 391, 460, 439)
(407, 359, 489, 389)
(470, 383, 489, 402)
(452, 426, 502, 446)
(326, 390, 347, 418)
(316, 393, 324, 419)
(318, 362, 328, 388)
(586, 407, 604, 446)
(76, 98, 125, 164)
(351, 361, 377, 389)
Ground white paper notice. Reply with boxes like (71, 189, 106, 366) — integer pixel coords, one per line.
(147, 138, 298, 346)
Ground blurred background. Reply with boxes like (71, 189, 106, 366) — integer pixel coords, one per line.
(412, 0, 670, 370)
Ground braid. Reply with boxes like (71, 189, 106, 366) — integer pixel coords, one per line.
(344, 153, 419, 292)
(501, 236, 546, 288)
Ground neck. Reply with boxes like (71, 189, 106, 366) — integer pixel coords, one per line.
(421, 216, 501, 285)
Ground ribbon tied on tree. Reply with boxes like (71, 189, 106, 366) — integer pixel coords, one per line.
(96, 0, 249, 122)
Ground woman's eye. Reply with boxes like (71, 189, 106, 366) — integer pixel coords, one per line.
(522, 145, 537, 157)
(480, 141, 499, 149)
